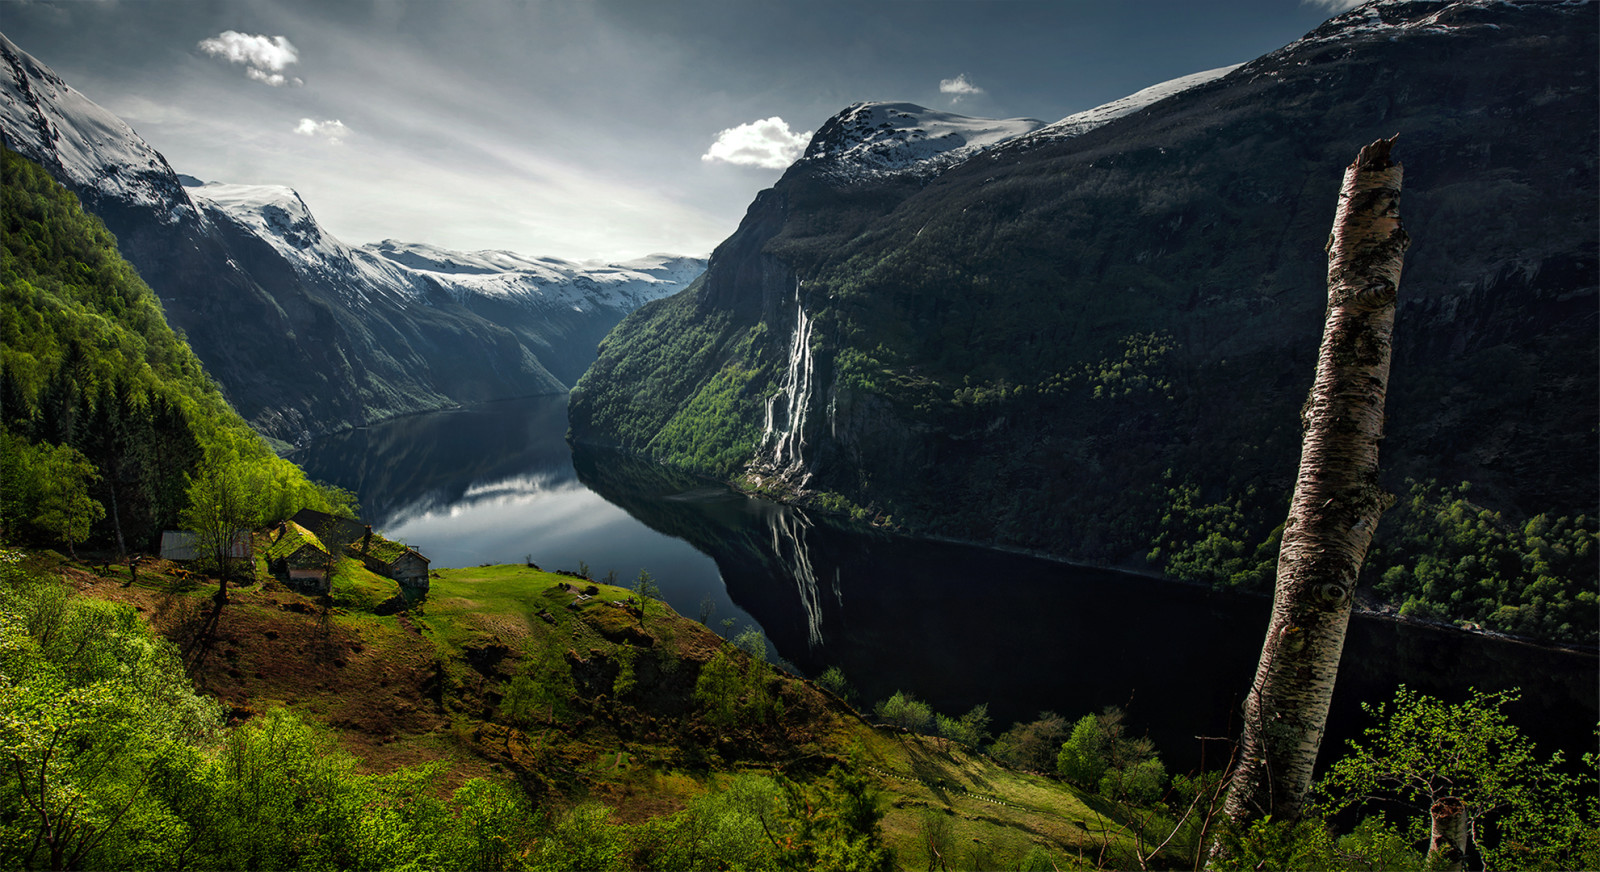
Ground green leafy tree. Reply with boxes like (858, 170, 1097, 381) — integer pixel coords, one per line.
(816, 666, 856, 703)
(31, 442, 104, 559)
(1056, 706, 1167, 803)
(1314, 686, 1600, 871)
(873, 690, 933, 733)
(935, 703, 991, 750)
(633, 567, 661, 627)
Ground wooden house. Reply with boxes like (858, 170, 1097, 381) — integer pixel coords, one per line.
(350, 525, 430, 592)
(265, 521, 332, 594)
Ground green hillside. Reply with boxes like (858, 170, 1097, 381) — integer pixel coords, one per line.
(1, 147, 348, 554)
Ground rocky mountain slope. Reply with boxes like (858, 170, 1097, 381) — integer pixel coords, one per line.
(571, 0, 1597, 631)
(0, 33, 703, 443)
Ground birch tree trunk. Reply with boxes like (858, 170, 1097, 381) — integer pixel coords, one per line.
(1221, 137, 1409, 827)
(1428, 796, 1468, 871)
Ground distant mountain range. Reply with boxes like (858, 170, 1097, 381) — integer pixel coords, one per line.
(570, 0, 1597, 621)
(0, 33, 704, 444)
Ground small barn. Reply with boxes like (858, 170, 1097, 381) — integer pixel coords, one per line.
(160, 529, 251, 562)
(350, 526, 430, 592)
(265, 521, 332, 594)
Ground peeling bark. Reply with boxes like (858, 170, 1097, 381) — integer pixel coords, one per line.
(1429, 796, 1468, 871)
(1222, 138, 1409, 827)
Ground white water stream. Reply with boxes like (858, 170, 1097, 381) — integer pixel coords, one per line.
(761, 280, 815, 480)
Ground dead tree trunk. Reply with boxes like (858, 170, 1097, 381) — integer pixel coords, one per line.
(1221, 137, 1409, 827)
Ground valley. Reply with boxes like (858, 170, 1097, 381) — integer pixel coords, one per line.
(2, 0, 1596, 868)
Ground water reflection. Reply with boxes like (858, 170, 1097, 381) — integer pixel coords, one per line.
(571, 444, 1599, 775)
(296, 395, 1597, 775)
(290, 395, 764, 636)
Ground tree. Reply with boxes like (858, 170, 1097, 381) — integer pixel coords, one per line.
(1056, 707, 1166, 804)
(633, 568, 661, 627)
(31, 442, 105, 559)
(1314, 686, 1599, 871)
(873, 691, 933, 733)
(179, 448, 259, 601)
(1223, 137, 1411, 830)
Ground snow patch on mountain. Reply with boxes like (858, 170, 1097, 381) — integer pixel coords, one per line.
(800, 102, 1045, 181)
(363, 240, 705, 313)
(188, 180, 704, 314)
(1030, 65, 1243, 141)
(0, 33, 197, 224)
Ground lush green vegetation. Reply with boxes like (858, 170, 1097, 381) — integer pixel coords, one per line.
(1147, 476, 1598, 645)
(0, 148, 350, 556)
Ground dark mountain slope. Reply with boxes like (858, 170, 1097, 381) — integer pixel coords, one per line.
(1, 34, 701, 443)
(571, 0, 1597, 640)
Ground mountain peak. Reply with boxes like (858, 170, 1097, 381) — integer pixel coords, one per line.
(799, 102, 1046, 181)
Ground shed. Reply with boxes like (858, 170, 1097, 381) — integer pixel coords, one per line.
(160, 529, 251, 562)
(266, 521, 332, 594)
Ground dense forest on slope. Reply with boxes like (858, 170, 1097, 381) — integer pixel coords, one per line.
(572, 1, 1599, 645)
(0, 148, 346, 553)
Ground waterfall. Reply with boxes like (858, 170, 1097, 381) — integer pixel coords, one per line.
(768, 509, 825, 649)
(762, 280, 815, 479)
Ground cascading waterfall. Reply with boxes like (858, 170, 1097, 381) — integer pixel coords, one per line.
(768, 508, 825, 649)
(762, 279, 815, 481)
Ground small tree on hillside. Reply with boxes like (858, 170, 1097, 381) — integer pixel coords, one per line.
(180, 452, 259, 602)
(33, 442, 105, 559)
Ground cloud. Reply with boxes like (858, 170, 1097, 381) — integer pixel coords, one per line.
(295, 118, 349, 143)
(939, 73, 984, 103)
(1302, 0, 1365, 10)
(700, 117, 811, 169)
(198, 31, 304, 86)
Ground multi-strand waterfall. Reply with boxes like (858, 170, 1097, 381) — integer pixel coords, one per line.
(767, 509, 825, 649)
(761, 280, 815, 481)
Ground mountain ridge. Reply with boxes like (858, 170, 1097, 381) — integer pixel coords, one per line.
(571, 0, 1598, 643)
(0, 32, 705, 443)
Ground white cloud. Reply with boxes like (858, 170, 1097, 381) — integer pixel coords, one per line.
(1302, 0, 1365, 11)
(295, 118, 349, 143)
(939, 73, 984, 103)
(198, 31, 304, 86)
(700, 117, 811, 169)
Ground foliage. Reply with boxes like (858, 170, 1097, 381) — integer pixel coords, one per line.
(990, 711, 1071, 772)
(816, 666, 856, 702)
(1147, 475, 1280, 592)
(1, 147, 348, 554)
(1056, 707, 1167, 804)
(934, 703, 991, 750)
(873, 690, 933, 733)
(1369, 481, 1597, 644)
(1313, 685, 1600, 870)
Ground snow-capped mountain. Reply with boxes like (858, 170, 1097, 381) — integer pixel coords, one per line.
(800, 102, 1045, 181)
(795, 65, 1247, 184)
(187, 181, 704, 316)
(0, 33, 196, 225)
(0, 32, 705, 441)
(1027, 65, 1242, 141)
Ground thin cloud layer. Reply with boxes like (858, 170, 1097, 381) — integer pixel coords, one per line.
(939, 73, 984, 103)
(701, 117, 811, 170)
(198, 31, 303, 86)
(295, 118, 349, 143)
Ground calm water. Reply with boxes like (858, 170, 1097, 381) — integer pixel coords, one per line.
(296, 394, 1599, 773)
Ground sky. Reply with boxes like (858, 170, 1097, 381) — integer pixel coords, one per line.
(3, 0, 1357, 262)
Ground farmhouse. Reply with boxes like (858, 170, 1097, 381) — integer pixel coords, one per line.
(264, 521, 332, 594)
(290, 509, 430, 594)
(351, 525, 430, 592)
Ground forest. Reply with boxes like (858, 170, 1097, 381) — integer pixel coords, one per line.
(0, 148, 351, 557)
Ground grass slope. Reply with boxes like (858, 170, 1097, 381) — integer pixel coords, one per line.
(52, 549, 1143, 867)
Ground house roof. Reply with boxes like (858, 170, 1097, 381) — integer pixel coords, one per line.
(266, 521, 329, 562)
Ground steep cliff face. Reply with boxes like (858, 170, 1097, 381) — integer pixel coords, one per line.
(1, 34, 703, 443)
(571, 1, 1597, 584)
